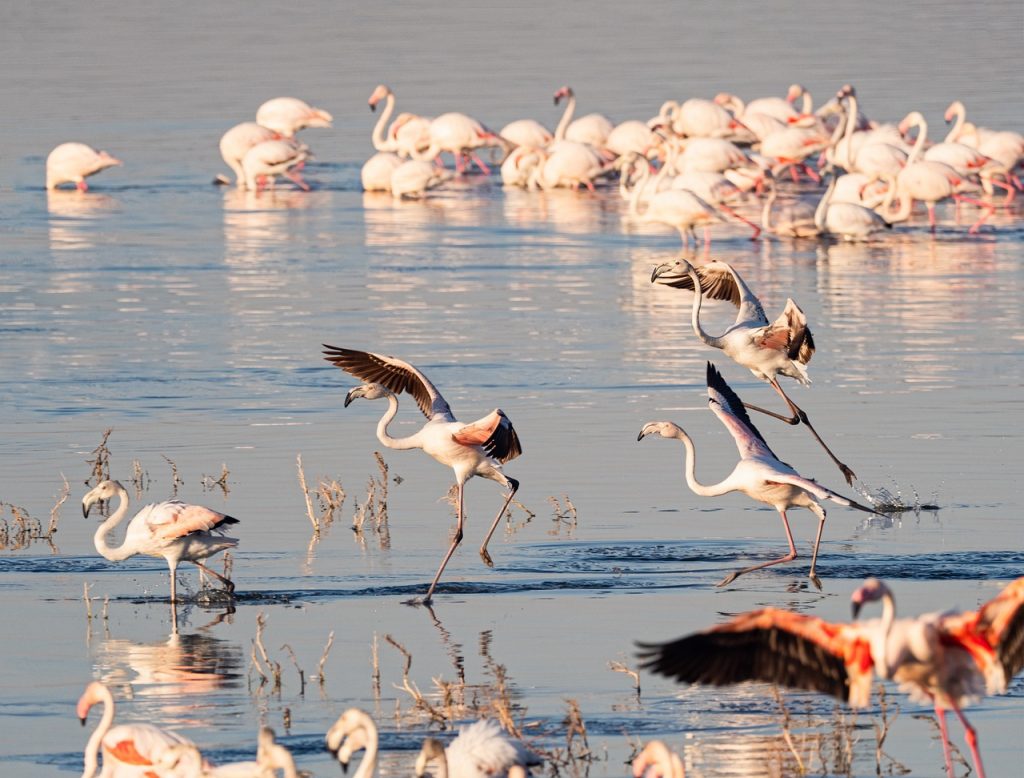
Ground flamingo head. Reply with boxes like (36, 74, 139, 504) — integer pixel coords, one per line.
(850, 577, 892, 619)
(344, 383, 392, 407)
(650, 258, 697, 288)
(82, 479, 124, 518)
(368, 84, 391, 111)
(943, 100, 964, 124)
(786, 83, 806, 104)
(637, 421, 686, 442)
(897, 112, 924, 138)
(414, 738, 446, 778)
(325, 708, 376, 766)
(836, 84, 855, 100)
(76, 681, 106, 724)
(553, 85, 573, 105)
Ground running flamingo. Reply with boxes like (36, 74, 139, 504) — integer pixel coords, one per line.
(46, 143, 121, 191)
(322, 346, 521, 604)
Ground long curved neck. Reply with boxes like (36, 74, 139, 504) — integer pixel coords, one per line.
(672, 428, 731, 498)
(628, 161, 651, 215)
(799, 90, 813, 116)
(841, 94, 858, 164)
(876, 591, 897, 677)
(375, 393, 422, 451)
(371, 93, 396, 151)
(353, 726, 378, 778)
(93, 486, 135, 562)
(944, 102, 965, 144)
(686, 267, 724, 349)
(761, 187, 777, 230)
(554, 93, 576, 141)
(905, 115, 927, 167)
(814, 177, 835, 230)
(81, 688, 114, 778)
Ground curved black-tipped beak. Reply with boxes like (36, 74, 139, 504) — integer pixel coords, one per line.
(851, 601, 863, 620)
(80, 716, 87, 726)
(651, 263, 670, 282)
(637, 430, 646, 442)
(82, 503, 91, 519)
(369, 103, 377, 113)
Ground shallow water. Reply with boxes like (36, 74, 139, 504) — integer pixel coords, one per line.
(2, 2, 1024, 776)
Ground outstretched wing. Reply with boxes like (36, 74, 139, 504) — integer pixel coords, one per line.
(956, 576, 1024, 691)
(322, 345, 452, 420)
(652, 259, 742, 308)
(758, 298, 815, 365)
(637, 608, 874, 705)
(452, 409, 522, 464)
(142, 501, 238, 542)
(705, 362, 779, 461)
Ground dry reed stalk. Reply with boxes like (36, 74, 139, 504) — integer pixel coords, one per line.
(772, 686, 807, 775)
(608, 661, 641, 698)
(86, 429, 112, 485)
(317, 630, 335, 689)
(281, 644, 306, 695)
(162, 455, 183, 496)
(253, 612, 282, 692)
(47, 474, 70, 537)
(296, 454, 319, 534)
(82, 582, 93, 620)
(371, 633, 381, 699)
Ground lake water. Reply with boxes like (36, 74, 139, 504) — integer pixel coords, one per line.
(1, 2, 1023, 776)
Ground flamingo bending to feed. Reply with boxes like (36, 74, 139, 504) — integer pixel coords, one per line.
(632, 740, 685, 778)
(219, 122, 281, 186)
(650, 258, 856, 483)
(390, 160, 452, 199)
(322, 346, 522, 605)
(414, 113, 503, 175)
(241, 140, 310, 192)
(761, 182, 819, 237)
(78, 680, 193, 778)
(415, 719, 540, 778)
(361, 151, 403, 192)
(156, 727, 298, 777)
(638, 363, 880, 588)
(255, 96, 332, 138)
(82, 480, 239, 603)
(814, 174, 892, 241)
(46, 143, 121, 191)
(638, 576, 1024, 778)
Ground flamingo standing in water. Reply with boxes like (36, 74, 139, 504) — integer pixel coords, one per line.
(322, 346, 522, 605)
(414, 113, 503, 175)
(218, 122, 281, 186)
(650, 258, 855, 483)
(82, 480, 239, 604)
(241, 139, 310, 192)
(552, 86, 615, 149)
(638, 363, 880, 588)
(78, 680, 193, 778)
(255, 96, 333, 138)
(46, 143, 121, 191)
(326, 708, 379, 778)
(156, 727, 299, 777)
(415, 719, 540, 778)
(637, 576, 1024, 778)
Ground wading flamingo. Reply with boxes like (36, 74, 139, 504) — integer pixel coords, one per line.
(82, 480, 238, 604)
(46, 143, 121, 191)
(552, 86, 614, 149)
(326, 708, 378, 778)
(814, 174, 892, 241)
(255, 96, 332, 138)
(414, 113, 503, 175)
(155, 727, 298, 777)
(650, 258, 855, 484)
(415, 719, 540, 778)
(78, 680, 192, 778)
(638, 576, 1024, 778)
(367, 84, 432, 158)
(390, 159, 452, 199)
(241, 140, 310, 192)
(638, 363, 880, 588)
(219, 122, 280, 186)
(322, 346, 522, 604)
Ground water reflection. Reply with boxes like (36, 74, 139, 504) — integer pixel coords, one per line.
(47, 190, 119, 251)
(92, 630, 243, 727)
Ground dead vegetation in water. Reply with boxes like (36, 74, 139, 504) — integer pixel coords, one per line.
(246, 611, 334, 700)
(351, 452, 393, 550)
(0, 474, 68, 553)
(85, 428, 113, 486)
(548, 495, 579, 538)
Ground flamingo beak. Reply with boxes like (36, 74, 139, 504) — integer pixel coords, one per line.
(369, 101, 377, 113)
(344, 387, 362, 407)
(636, 430, 646, 442)
(82, 499, 92, 518)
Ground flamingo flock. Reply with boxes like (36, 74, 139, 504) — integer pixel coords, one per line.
(47, 80, 1022, 778)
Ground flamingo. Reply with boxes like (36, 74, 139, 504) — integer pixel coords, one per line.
(81, 480, 239, 604)
(390, 160, 452, 199)
(361, 152, 403, 192)
(155, 728, 298, 777)
(651, 258, 855, 483)
(241, 140, 310, 192)
(500, 146, 548, 188)
(528, 142, 609, 191)
(637, 576, 1024, 778)
(632, 740, 685, 778)
(759, 126, 829, 182)
(638, 363, 880, 588)
(814, 174, 892, 241)
(78, 680, 192, 778)
(605, 120, 662, 159)
(326, 708, 378, 778)
(672, 98, 742, 139)
(46, 143, 121, 191)
(367, 84, 433, 158)
(219, 123, 281, 187)
(322, 346, 522, 604)
(255, 96, 332, 138)
(716, 84, 812, 125)
(834, 87, 908, 178)
(499, 118, 553, 150)
(552, 86, 614, 149)
(671, 138, 750, 175)
(414, 719, 540, 778)
(414, 113, 502, 175)
(760, 182, 819, 238)
(944, 100, 1024, 172)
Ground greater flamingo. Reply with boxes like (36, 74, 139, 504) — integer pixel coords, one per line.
(326, 708, 378, 778)
(241, 140, 310, 192)
(632, 740, 685, 778)
(638, 363, 879, 588)
(219, 122, 281, 187)
(155, 727, 298, 777)
(552, 86, 614, 149)
(390, 160, 452, 199)
(650, 258, 856, 484)
(361, 152, 403, 192)
(414, 719, 540, 778)
(78, 680, 192, 778)
(638, 576, 1024, 778)
(255, 96, 332, 138)
(414, 113, 503, 175)
(760, 182, 820, 238)
(46, 143, 121, 191)
(82, 480, 239, 604)
(814, 174, 892, 241)
(368, 84, 432, 158)
(322, 346, 522, 604)
(528, 141, 609, 191)
(499, 118, 553, 150)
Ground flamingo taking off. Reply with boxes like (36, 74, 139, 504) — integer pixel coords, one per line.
(638, 363, 880, 588)
(637, 576, 1024, 778)
(78, 680, 193, 778)
(322, 346, 522, 605)
(650, 258, 856, 484)
(415, 719, 540, 778)
(82, 479, 239, 604)
(46, 143, 121, 191)
(255, 96, 333, 138)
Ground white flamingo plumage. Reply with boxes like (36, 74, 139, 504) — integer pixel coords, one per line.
(638, 576, 1024, 778)
(390, 159, 452, 199)
(414, 112, 502, 175)
(632, 740, 685, 778)
(499, 118, 553, 150)
(322, 346, 522, 605)
(528, 142, 609, 191)
(218, 122, 281, 186)
(814, 174, 892, 241)
(46, 143, 121, 191)
(552, 86, 614, 149)
(367, 84, 432, 158)
(154, 727, 298, 778)
(361, 152, 403, 192)
(415, 719, 540, 778)
(241, 139, 310, 193)
(326, 709, 379, 778)
(82, 480, 239, 604)
(255, 96, 332, 138)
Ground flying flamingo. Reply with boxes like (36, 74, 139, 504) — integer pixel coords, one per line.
(218, 122, 281, 186)
(632, 740, 685, 778)
(255, 96, 333, 138)
(78, 680, 193, 778)
(156, 727, 298, 777)
(322, 346, 522, 605)
(81, 479, 239, 604)
(637, 576, 1024, 778)
(638, 363, 880, 588)
(46, 143, 121, 191)
(241, 139, 310, 192)
(650, 257, 856, 483)
(414, 719, 540, 778)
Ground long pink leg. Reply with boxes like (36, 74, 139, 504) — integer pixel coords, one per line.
(800, 163, 821, 183)
(928, 203, 937, 232)
(423, 482, 466, 604)
(954, 194, 996, 234)
(284, 170, 310, 191)
(717, 203, 761, 240)
(935, 706, 956, 778)
(469, 152, 491, 176)
(951, 705, 986, 778)
(193, 560, 235, 595)
(76, 180, 88, 192)
(718, 509, 798, 587)
(453, 153, 465, 174)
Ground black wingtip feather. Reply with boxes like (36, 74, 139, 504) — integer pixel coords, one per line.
(705, 363, 777, 456)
